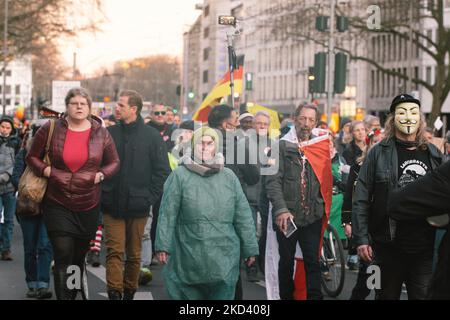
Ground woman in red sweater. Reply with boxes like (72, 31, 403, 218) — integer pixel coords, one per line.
(26, 87, 120, 300)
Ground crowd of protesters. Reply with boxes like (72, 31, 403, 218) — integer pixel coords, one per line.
(1, 87, 450, 301)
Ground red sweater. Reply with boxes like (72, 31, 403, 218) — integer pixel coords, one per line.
(63, 129, 91, 173)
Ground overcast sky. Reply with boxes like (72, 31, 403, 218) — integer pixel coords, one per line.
(62, 0, 201, 75)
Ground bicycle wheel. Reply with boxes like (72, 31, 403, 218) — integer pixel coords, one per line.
(320, 224, 346, 297)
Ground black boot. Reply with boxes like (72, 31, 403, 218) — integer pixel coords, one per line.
(108, 289, 122, 300)
(53, 267, 73, 300)
(123, 289, 136, 300)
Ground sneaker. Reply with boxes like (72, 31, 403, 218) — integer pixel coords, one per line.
(91, 251, 101, 267)
(26, 288, 38, 298)
(1, 250, 13, 261)
(36, 288, 53, 300)
(139, 267, 153, 285)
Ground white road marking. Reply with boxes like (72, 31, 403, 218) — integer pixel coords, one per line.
(87, 265, 154, 300)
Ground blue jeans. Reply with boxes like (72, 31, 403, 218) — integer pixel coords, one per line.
(141, 208, 153, 268)
(0, 192, 16, 252)
(18, 215, 53, 289)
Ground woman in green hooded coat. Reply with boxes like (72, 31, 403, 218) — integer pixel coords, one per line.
(155, 127, 259, 300)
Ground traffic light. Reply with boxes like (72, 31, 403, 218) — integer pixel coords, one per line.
(176, 85, 181, 96)
(334, 52, 347, 94)
(245, 73, 253, 91)
(314, 52, 327, 93)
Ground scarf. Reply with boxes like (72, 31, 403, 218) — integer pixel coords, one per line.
(180, 153, 225, 177)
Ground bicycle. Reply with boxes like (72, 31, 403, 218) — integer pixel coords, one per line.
(320, 223, 346, 297)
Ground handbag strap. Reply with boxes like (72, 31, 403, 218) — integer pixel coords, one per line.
(45, 120, 55, 154)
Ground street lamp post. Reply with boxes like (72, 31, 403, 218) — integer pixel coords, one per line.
(327, 0, 336, 126)
(2, 0, 8, 116)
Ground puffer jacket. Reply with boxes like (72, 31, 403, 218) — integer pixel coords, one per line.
(0, 134, 21, 195)
(26, 117, 120, 212)
(352, 138, 442, 247)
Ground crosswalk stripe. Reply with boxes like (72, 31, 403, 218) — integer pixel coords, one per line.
(86, 265, 154, 300)
(98, 292, 154, 300)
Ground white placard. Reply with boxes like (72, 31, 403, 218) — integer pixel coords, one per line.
(52, 80, 81, 113)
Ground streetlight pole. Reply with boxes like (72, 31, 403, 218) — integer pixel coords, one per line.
(407, 0, 413, 94)
(327, 0, 336, 125)
(2, 0, 8, 116)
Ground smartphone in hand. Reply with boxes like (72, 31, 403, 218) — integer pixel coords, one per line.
(283, 217, 297, 238)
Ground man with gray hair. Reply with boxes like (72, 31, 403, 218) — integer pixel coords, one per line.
(364, 115, 381, 132)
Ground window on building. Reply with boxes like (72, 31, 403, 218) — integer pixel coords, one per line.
(426, 66, 432, 84)
(204, 5, 209, 17)
(371, 37, 376, 60)
(204, 27, 209, 39)
(6, 98, 10, 106)
(5, 85, 11, 94)
(6, 70, 11, 77)
(203, 70, 208, 84)
(426, 29, 433, 48)
(414, 67, 419, 90)
(203, 48, 210, 61)
(202, 93, 208, 100)
(15, 85, 20, 95)
(376, 70, 380, 97)
(371, 70, 375, 98)
(392, 69, 396, 94)
(387, 73, 391, 97)
(393, 35, 397, 61)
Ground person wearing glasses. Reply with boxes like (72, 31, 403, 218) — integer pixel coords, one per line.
(148, 105, 175, 152)
(26, 87, 120, 299)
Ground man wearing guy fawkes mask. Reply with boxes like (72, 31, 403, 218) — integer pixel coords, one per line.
(352, 94, 443, 300)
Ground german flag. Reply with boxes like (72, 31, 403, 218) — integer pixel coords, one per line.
(192, 55, 245, 122)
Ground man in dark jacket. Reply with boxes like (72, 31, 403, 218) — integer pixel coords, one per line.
(388, 160, 450, 299)
(265, 104, 327, 300)
(0, 116, 21, 261)
(353, 94, 443, 300)
(102, 90, 171, 300)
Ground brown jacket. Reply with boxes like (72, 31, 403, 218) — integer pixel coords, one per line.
(26, 117, 120, 212)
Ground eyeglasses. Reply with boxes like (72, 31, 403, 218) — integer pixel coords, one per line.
(153, 111, 166, 116)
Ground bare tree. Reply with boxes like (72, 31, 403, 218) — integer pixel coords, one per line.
(0, 0, 104, 115)
(1, 0, 104, 58)
(84, 55, 181, 106)
(261, 0, 450, 126)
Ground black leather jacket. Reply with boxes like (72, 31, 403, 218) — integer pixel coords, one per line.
(352, 138, 442, 247)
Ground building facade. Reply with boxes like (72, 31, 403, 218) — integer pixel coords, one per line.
(0, 55, 33, 115)
(183, 0, 450, 131)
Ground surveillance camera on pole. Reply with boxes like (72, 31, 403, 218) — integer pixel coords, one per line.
(218, 15, 241, 110)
